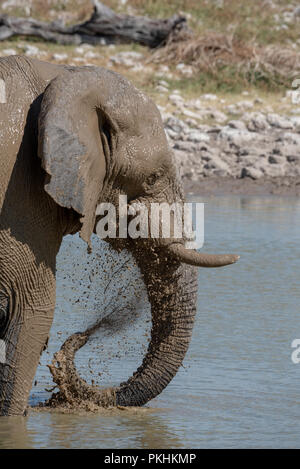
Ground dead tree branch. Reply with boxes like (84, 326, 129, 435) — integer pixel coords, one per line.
(0, 1, 188, 48)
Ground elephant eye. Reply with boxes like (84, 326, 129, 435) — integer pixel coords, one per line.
(147, 173, 159, 186)
(146, 169, 164, 187)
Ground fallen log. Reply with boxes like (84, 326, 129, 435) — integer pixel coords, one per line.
(0, 0, 188, 48)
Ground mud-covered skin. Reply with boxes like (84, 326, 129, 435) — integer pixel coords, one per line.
(0, 56, 67, 415)
(0, 56, 238, 416)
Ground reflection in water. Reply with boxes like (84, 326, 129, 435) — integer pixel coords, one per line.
(0, 409, 183, 449)
(0, 416, 33, 449)
(0, 195, 300, 448)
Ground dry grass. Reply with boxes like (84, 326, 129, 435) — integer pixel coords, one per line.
(149, 30, 300, 90)
(151, 31, 254, 67)
(1, 1, 300, 92)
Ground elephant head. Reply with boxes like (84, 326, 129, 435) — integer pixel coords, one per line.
(38, 65, 238, 408)
(0, 57, 239, 414)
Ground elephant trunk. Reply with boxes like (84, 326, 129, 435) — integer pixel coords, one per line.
(47, 249, 197, 409)
(116, 249, 197, 406)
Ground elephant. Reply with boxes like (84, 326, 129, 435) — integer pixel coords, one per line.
(0, 55, 239, 416)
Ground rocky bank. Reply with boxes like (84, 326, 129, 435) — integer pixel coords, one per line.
(1, 45, 300, 195)
(159, 95, 300, 196)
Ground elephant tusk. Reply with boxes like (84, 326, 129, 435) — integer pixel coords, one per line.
(168, 243, 240, 268)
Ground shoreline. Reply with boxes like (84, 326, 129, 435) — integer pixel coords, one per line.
(184, 176, 300, 197)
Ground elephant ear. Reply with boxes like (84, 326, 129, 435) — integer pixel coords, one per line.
(38, 67, 118, 244)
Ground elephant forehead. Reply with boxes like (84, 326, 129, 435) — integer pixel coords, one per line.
(95, 71, 161, 131)
(108, 93, 161, 133)
(122, 122, 170, 167)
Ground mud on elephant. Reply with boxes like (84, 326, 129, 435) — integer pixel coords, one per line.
(0, 55, 239, 416)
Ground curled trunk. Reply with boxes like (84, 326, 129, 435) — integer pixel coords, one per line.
(46, 248, 197, 409)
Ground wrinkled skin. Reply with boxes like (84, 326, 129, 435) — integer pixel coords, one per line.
(0, 56, 239, 416)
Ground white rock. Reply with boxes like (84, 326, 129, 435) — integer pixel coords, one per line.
(282, 132, 300, 145)
(285, 89, 294, 100)
(182, 109, 203, 120)
(226, 104, 238, 114)
(24, 45, 40, 57)
(201, 93, 217, 101)
(211, 110, 228, 123)
(74, 47, 85, 55)
(169, 94, 184, 105)
(52, 53, 68, 61)
(158, 65, 170, 73)
(186, 131, 210, 143)
(204, 156, 230, 173)
(158, 80, 169, 88)
(241, 167, 264, 179)
(219, 127, 259, 145)
(165, 128, 178, 140)
(290, 116, 300, 128)
(2, 48, 17, 56)
(131, 64, 144, 72)
(110, 51, 144, 68)
(236, 100, 254, 110)
(287, 154, 300, 163)
(227, 120, 247, 131)
(176, 63, 193, 76)
(73, 57, 86, 63)
(2, 0, 31, 10)
(156, 85, 169, 93)
(164, 116, 189, 134)
(267, 113, 293, 129)
(81, 44, 94, 50)
(282, 11, 294, 22)
(265, 106, 274, 113)
(268, 155, 286, 164)
(84, 50, 100, 59)
(264, 164, 287, 177)
(158, 72, 171, 81)
(174, 141, 197, 153)
(185, 118, 198, 127)
(244, 112, 270, 131)
(187, 99, 203, 110)
(157, 105, 166, 113)
(116, 51, 144, 61)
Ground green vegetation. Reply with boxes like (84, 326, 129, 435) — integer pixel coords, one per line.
(0, 1, 299, 95)
(131, 0, 299, 47)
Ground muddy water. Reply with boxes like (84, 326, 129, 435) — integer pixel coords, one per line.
(0, 195, 300, 448)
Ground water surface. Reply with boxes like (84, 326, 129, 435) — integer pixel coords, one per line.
(0, 195, 300, 449)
